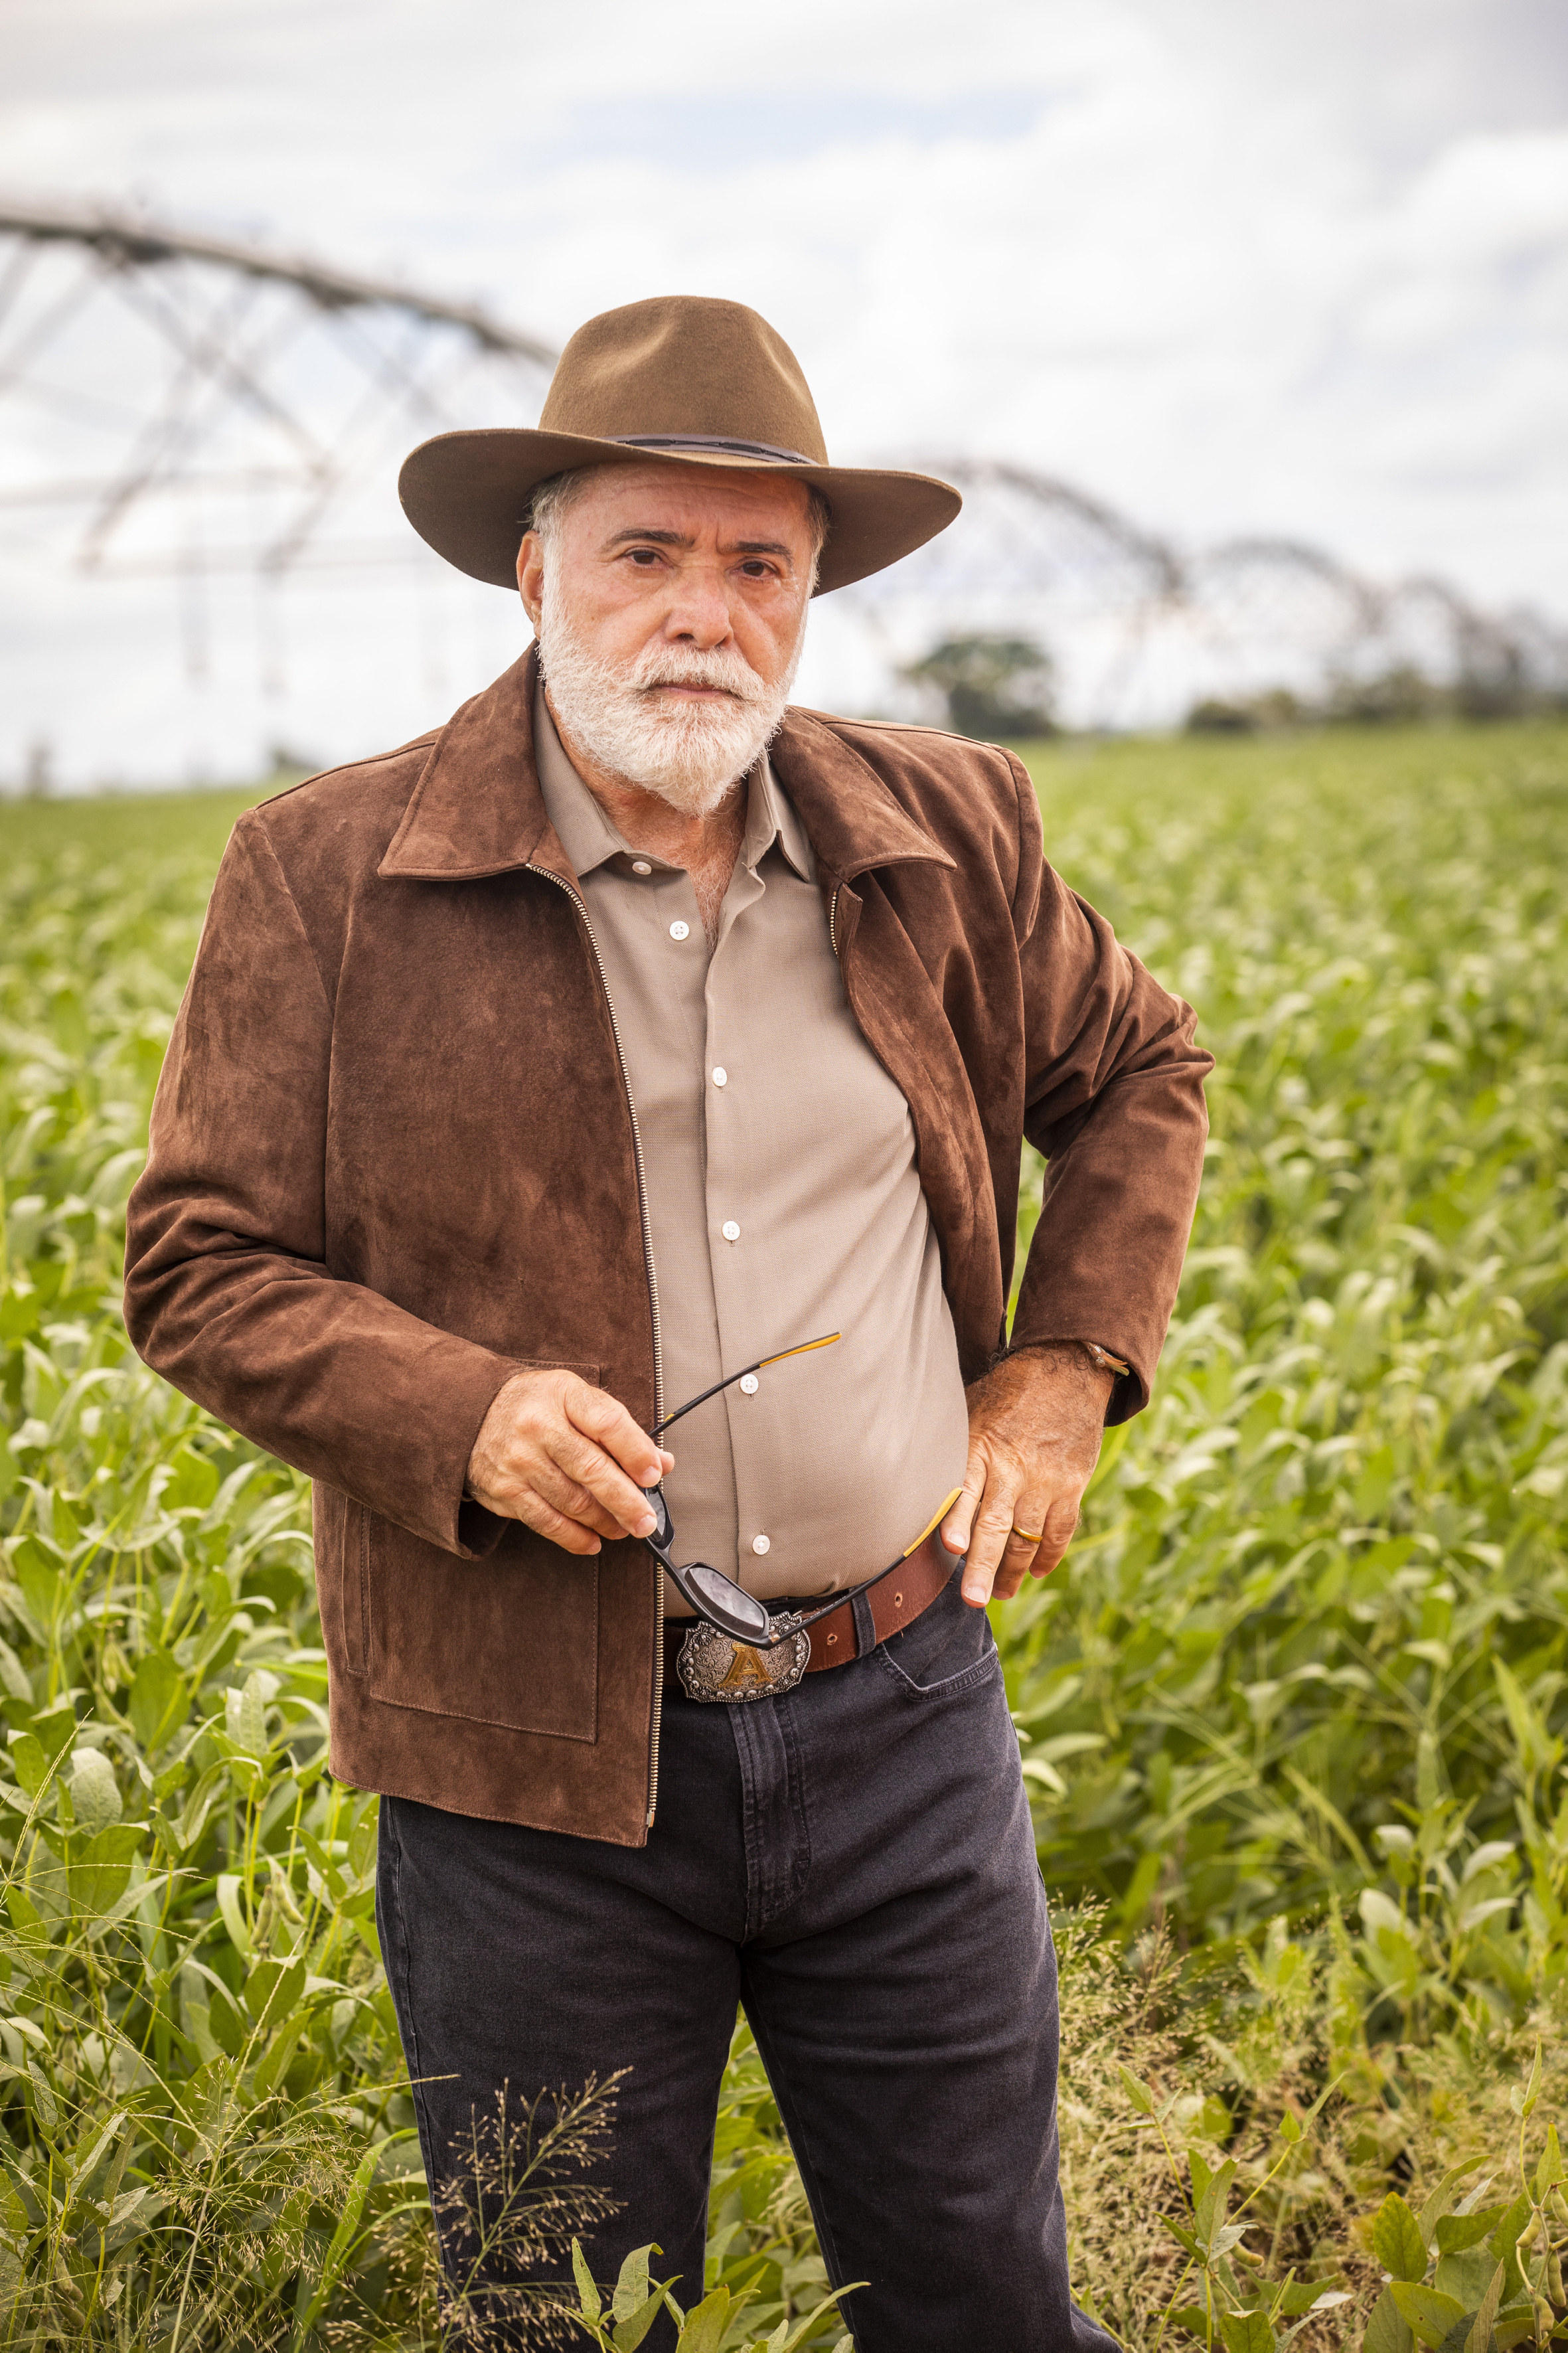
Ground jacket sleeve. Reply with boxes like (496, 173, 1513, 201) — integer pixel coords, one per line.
(1005, 758, 1212, 1420)
(123, 812, 520, 1556)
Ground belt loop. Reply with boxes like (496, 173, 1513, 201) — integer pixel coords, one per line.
(851, 1589, 877, 1657)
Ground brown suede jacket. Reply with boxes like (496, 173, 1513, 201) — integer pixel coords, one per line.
(123, 647, 1211, 1847)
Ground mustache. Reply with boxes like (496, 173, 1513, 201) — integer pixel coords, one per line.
(629, 649, 769, 706)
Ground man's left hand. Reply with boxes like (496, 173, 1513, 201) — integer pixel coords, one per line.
(941, 1344, 1115, 1607)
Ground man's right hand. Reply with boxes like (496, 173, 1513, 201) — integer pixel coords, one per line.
(466, 1369, 674, 1556)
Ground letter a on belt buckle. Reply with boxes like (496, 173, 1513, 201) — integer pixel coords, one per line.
(677, 1611, 810, 1704)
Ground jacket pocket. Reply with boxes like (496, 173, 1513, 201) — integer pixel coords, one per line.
(362, 1356, 606, 1741)
(315, 1358, 609, 1741)
(313, 1482, 368, 1678)
(364, 1513, 599, 1740)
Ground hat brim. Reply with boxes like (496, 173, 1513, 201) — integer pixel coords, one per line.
(398, 429, 961, 596)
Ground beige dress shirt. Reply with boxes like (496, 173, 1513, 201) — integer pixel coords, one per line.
(534, 684, 971, 1609)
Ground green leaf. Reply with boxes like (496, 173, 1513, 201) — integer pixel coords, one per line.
(224, 1669, 279, 1761)
(612, 2241, 654, 2323)
(7, 1732, 48, 1799)
(158, 1443, 220, 1513)
(1435, 2249, 1500, 2308)
(68, 1747, 121, 1834)
(673, 2285, 730, 2353)
(1435, 2210, 1505, 2255)
(215, 1872, 252, 1957)
(773, 2287, 867, 2350)
(1417, 2162, 1490, 2247)
(1388, 2284, 1468, 2347)
(1463, 2261, 1505, 2353)
(572, 2239, 602, 2323)
(243, 1955, 307, 2033)
(1119, 2063, 1155, 2115)
(1535, 2123, 1563, 2197)
(293, 2139, 379, 2337)
(1487, 2190, 1533, 2256)
(127, 1647, 185, 1751)
(1364, 2285, 1416, 2353)
(611, 2285, 668, 2352)
(1374, 2192, 1430, 2284)
(1196, 2155, 1237, 2247)
(1219, 2311, 1276, 2353)
(0, 1637, 32, 1707)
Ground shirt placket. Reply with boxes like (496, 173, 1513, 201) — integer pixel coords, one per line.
(701, 858, 778, 1587)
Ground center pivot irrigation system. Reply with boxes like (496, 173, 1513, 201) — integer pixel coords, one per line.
(1, 196, 1563, 745)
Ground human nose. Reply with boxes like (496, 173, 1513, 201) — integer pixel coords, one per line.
(662, 558, 737, 649)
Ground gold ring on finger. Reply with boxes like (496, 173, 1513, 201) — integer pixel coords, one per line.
(1009, 1524, 1043, 1544)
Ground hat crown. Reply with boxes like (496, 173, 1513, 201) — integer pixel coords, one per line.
(538, 295, 829, 465)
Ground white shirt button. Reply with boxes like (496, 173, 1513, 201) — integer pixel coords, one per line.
(721, 1220, 741, 1242)
(631, 859, 652, 876)
(712, 1066, 728, 1088)
(739, 1373, 759, 1395)
(751, 1534, 771, 1556)
(668, 920, 690, 941)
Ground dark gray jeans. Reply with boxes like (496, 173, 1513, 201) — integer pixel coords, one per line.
(377, 1573, 1114, 2351)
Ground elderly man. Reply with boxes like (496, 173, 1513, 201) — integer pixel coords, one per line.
(125, 295, 1210, 2351)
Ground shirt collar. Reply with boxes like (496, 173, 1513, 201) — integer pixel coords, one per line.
(532, 675, 815, 887)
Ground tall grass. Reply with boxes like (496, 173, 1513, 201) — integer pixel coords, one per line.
(2, 722, 1565, 2348)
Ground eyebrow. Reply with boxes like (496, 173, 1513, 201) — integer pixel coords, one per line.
(604, 526, 797, 560)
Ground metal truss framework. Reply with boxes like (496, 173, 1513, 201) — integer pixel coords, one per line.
(0, 197, 557, 580)
(1, 200, 1561, 728)
(851, 457, 1567, 724)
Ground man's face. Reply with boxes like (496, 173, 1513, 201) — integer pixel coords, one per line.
(516, 462, 816, 813)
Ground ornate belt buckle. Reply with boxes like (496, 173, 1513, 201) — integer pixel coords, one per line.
(676, 1609, 810, 1704)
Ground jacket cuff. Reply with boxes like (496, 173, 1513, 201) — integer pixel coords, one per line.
(1003, 1328, 1149, 1424)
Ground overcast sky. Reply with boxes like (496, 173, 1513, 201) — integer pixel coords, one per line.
(3, 0, 1565, 783)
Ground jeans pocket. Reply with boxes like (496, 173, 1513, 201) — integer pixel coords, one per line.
(876, 1585, 1000, 1700)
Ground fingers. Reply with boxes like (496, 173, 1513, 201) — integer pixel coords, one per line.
(1033, 1490, 1081, 1578)
(941, 1461, 986, 1560)
(569, 1386, 670, 1489)
(529, 1459, 627, 1545)
(507, 1485, 609, 1557)
(961, 1488, 1022, 1606)
(948, 1440, 1085, 1609)
(467, 1370, 676, 1550)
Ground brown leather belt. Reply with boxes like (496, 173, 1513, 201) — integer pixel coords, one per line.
(663, 1531, 956, 1691)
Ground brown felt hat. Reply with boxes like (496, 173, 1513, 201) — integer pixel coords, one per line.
(398, 294, 961, 596)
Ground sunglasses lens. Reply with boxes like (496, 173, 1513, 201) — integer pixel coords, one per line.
(686, 1564, 772, 1639)
(644, 1487, 672, 1543)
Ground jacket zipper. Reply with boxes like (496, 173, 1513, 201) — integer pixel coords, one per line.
(525, 865, 666, 1828)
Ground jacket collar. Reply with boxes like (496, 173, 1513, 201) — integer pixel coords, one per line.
(378, 647, 568, 883)
(378, 647, 953, 888)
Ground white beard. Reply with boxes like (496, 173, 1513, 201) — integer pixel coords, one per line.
(536, 552, 805, 817)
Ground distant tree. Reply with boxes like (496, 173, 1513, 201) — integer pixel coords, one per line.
(900, 634, 1058, 741)
(1325, 665, 1444, 726)
(1186, 688, 1306, 735)
(1185, 699, 1257, 736)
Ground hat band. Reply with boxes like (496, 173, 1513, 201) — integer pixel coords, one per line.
(607, 432, 817, 466)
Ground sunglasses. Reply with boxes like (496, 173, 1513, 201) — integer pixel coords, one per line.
(640, 1333, 840, 1643)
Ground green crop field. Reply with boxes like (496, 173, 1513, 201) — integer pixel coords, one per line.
(2, 722, 1565, 2350)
